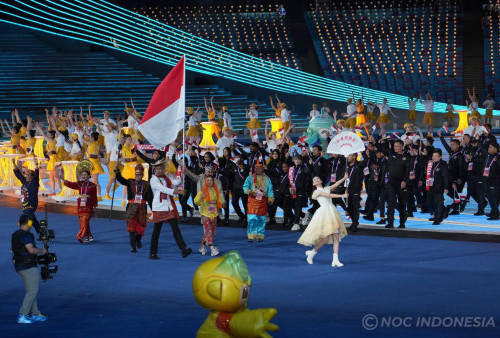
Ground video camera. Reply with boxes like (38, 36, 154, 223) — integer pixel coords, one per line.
(37, 219, 58, 282)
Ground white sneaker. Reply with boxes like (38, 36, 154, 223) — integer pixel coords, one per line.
(291, 224, 301, 231)
(198, 246, 207, 255)
(210, 247, 219, 256)
(301, 212, 310, 226)
(332, 254, 344, 267)
(305, 250, 316, 264)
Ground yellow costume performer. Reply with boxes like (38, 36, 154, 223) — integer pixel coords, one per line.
(88, 141, 104, 175)
(9, 132, 21, 154)
(46, 139, 58, 171)
(193, 251, 279, 338)
(423, 112, 435, 125)
(186, 107, 201, 138)
(355, 102, 366, 125)
(121, 144, 137, 179)
(444, 109, 455, 119)
(377, 113, 391, 124)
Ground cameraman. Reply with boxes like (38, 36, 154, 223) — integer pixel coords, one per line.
(11, 215, 48, 324)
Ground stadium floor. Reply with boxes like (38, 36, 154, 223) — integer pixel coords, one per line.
(1, 206, 500, 337)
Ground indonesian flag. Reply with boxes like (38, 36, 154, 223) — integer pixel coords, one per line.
(443, 124, 449, 133)
(138, 56, 186, 148)
(372, 123, 378, 131)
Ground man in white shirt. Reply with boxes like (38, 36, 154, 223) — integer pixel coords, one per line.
(408, 96, 417, 123)
(482, 95, 496, 124)
(309, 104, 321, 120)
(321, 102, 331, 117)
(420, 93, 435, 135)
(344, 98, 357, 129)
(215, 127, 234, 157)
(223, 108, 232, 129)
(464, 116, 488, 138)
(281, 103, 291, 133)
(102, 123, 119, 199)
(149, 159, 192, 260)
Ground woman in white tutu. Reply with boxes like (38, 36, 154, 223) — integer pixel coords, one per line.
(298, 174, 348, 267)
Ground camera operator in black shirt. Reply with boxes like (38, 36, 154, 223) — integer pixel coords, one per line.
(11, 215, 48, 324)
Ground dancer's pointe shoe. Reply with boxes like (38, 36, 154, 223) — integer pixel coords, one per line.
(305, 250, 316, 264)
(332, 254, 344, 267)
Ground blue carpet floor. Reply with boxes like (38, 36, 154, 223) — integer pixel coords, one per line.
(1, 206, 499, 337)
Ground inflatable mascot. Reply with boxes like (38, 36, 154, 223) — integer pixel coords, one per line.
(303, 115, 335, 147)
(192, 251, 279, 337)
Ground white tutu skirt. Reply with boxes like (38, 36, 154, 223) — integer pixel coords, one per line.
(298, 189, 347, 246)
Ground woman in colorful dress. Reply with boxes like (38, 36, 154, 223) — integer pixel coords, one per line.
(194, 175, 224, 257)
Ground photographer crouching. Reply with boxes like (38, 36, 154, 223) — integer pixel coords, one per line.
(11, 215, 48, 324)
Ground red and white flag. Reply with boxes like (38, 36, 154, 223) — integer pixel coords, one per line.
(443, 124, 449, 133)
(138, 56, 186, 148)
(372, 123, 378, 131)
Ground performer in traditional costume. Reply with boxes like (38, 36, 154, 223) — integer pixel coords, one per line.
(60, 160, 98, 243)
(242, 161, 274, 242)
(194, 175, 224, 256)
(116, 164, 153, 253)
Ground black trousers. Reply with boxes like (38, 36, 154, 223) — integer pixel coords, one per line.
(292, 194, 307, 225)
(150, 218, 187, 255)
(180, 185, 193, 217)
(468, 177, 486, 212)
(223, 191, 230, 220)
(276, 193, 294, 226)
(267, 188, 281, 219)
(365, 182, 381, 216)
(231, 188, 247, 218)
(347, 192, 361, 227)
(378, 187, 387, 218)
(428, 191, 444, 221)
(486, 185, 500, 218)
(406, 181, 419, 213)
(386, 182, 407, 226)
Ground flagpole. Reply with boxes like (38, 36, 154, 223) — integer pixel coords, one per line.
(182, 55, 186, 188)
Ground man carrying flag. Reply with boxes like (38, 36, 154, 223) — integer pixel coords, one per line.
(137, 56, 192, 259)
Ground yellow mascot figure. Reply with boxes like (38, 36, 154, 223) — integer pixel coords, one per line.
(192, 251, 279, 337)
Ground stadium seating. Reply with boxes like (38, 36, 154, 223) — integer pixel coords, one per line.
(136, 4, 302, 71)
(0, 24, 309, 133)
(483, 1, 500, 101)
(305, 1, 464, 104)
